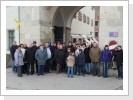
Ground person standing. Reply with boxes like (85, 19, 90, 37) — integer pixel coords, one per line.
(77, 49, 85, 77)
(32, 41, 38, 73)
(65, 48, 71, 72)
(35, 45, 48, 76)
(44, 42, 52, 73)
(14, 46, 24, 77)
(112, 47, 118, 69)
(10, 41, 18, 72)
(51, 42, 57, 71)
(84, 44, 91, 74)
(89, 42, 101, 77)
(23, 43, 28, 50)
(81, 44, 86, 52)
(56, 45, 65, 74)
(66, 41, 75, 52)
(66, 52, 75, 78)
(25, 44, 36, 75)
(100, 45, 111, 78)
(116, 45, 123, 80)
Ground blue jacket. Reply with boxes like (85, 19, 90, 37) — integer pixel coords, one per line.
(77, 53, 85, 66)
(100, 49, 111, 62)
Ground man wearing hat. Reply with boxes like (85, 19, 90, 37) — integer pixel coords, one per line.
(32, 41, 39, 74)
(116, 45, 123, 80)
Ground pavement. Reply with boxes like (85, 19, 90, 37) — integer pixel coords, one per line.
(6, 66, 123, 90)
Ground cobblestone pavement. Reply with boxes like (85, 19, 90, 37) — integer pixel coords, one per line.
(6, 67, 123, 90)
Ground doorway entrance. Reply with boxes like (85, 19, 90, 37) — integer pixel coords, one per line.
(54, 26, 63, 43)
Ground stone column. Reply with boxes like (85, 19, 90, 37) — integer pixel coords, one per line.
(66, 27, 71, 44)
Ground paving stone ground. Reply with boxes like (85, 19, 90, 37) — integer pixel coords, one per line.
(6, 67, 123, 90)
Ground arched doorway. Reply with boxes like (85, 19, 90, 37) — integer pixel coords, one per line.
(49, 6, 100, 43)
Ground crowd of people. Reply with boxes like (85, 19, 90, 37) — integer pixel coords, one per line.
(10, 40, 123, 80)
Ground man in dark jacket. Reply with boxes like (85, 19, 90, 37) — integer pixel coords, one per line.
(56, 45, 65, 74)
(116, 45, 123, 80)
(10, 41, 18, 72)
(66, 41, 75, 52)
(50, 42, 57, 71)
(25, 44, 36, 75)
(112, 47, 118, 69)
(32, 41, 39, 73)
(84, 44, 91, 74)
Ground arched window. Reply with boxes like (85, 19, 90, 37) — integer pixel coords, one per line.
(78, 11, 82, 21)
(91, 19, 93, 26)
(83, 14, 86, 23)
(87, 16, 90, 24)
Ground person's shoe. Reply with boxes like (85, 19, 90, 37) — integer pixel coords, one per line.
(93, 74, 96, 76)
(98, 75, 100, 77)
(37, 74, 40, 76)
(41, 74, 44, 75)
(118, 77, 122, 80)
(83, 74, 85, 77)
(71, 77, 73, 78)
(48, 71, 51, 73)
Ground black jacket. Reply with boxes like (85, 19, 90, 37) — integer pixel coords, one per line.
(77, 53, 85, 66)
(116, 49, 123, 66)
(65, 52, 70, 63)
(56, 49, 65, 64)
(50, 46, 57, 59)
(10, 45, 18, 61)
(84, 47, 91, 63)
(24, 47, 36, 63)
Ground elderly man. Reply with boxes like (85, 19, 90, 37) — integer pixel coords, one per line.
(35, 45, 48, 76)
(10, 41, 18, 72)
(89, 42, 101, 77)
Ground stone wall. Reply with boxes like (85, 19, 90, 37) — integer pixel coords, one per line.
(99, 6, 123, 49)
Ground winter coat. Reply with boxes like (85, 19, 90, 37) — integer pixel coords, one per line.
(116, 49, 123, 66)
(77, 53, 85, 66)
(66, 55, 75, 67)
(84, 47, 91, 63)
(10, 45, 18, 61)
(100, 49, 111, 62)
(112, 50, 118, 62)
(50, 45, 57, 59)
(56, 49, 65, 64)
(35, 49, 48, 65)
(89, 47, 101, 62)
(62, 46, 67, 54)
(65, 52, 70, 62)
(14, 49, 24, 66)
(24, 47, 36, 63)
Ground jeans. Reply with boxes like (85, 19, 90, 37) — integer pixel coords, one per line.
(117, 66, 123, 78)
(38, 65, 44, 75)
(27, 63, 34, 75)
(12, 61, 17, 72)
(67, 67, 74, 77)
(73, 65, 77, 74)
(44, 58, 52, 72)
(85, 63, 91, 73)
(91, 62, 100, 76)
(78, 65, 85, 75)
(103, 62, 108, 77)
(17, 66, 22, 76)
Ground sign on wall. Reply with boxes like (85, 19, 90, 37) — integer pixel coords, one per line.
(109, 32, 118, 37)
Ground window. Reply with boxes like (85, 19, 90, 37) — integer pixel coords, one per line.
(95, 32, 98, 37)
(74, 13, 77, 19)
(8, 30, 15, 49)
(87, 16, 90, 25)
(83, 14, 86, 23)
(78, 11, 82, 21)
(91, 19, 93, 26)
(73, 38, 76, 43)
(95, 21, 98, 26)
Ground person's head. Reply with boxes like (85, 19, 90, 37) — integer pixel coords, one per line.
(59, 45, 63, 49)
(77, 46, 80, 50)
(33, 41, 37, 46)
(57, 45, 60, 49)
(53, 42, 56, 46)
(73, 43, 76, 47)
(93, 42, 97, 48)
(17, 46, 21, 51)
(67, 48, 71, 52)
(20, 44, 24, 48)
(40, 45, 44, 49)
(69, 52, 73, 56)
(68, 41, 72, 46)
(115, 47, 118, 51)
(23, 44, 27, 47)
(13, 41, 17, 46)
(117, 45, 122, 50)
(28, 43, 32, 48)
(62, 42, 66, 47)
(47, 41, 51, 46)
(45, 43, 49, 47)
(104, 45, 109, 50)
(82, 44, 86, 48)
(79, 49, 83, 53)
(86, 44, 90, 48)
